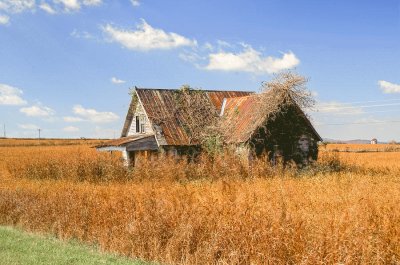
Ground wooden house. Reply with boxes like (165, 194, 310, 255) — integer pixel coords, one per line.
(96, 87, 322, 166)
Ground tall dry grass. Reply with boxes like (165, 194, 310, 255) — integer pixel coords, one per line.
(3, 146, 128, 182)
(0, 141, 400, 264)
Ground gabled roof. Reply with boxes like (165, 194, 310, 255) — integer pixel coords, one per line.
(125, 88, 253, 146)
(221, 93, 322, 143)
(120, 87, 321, 147)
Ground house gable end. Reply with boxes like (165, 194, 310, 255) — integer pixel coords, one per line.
(127, 98, 153, 136)
(121, 93, 138, 137)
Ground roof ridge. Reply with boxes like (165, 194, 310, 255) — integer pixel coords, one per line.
(135, 87, 254, 93)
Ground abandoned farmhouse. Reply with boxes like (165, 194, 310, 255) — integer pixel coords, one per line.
(96, 86, 322, 166)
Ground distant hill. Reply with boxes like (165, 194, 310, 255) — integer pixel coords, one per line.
(323, 138, 372, 144)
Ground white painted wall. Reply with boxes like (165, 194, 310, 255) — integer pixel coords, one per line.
(127, 103, 153, 136)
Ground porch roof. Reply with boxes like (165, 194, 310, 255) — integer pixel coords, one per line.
(95, 134, 155, 148)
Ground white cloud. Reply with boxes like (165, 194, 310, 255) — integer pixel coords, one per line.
(378, 80, 400, 94)
(55, 0, 80, 11)
(102, 19, 197, 51)
(111, 77, 126, 84)
(216, 40, 233, 48)
(82, 0, 101, 6)
(0, 84, 27, 105)
(63, 126, 79, 132)
(70, 29, 94, 39)
(18, 123, 39, 130)
(0, 0, 102, 22)
(20, 104, 55, 117)
(63, 116, 84, 122)
(0, 14, 10, 25)
(0, 0, 35, 13)
(179, 51, 204, 66)
(205, 46, 300, 74)
(39, 2, 57, 14)
(316, 101, 364, 115)
(203, 42, 214, 51)
(73, 105, 119, 123)
(130, 0, 140, 7)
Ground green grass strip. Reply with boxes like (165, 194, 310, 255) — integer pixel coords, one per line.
(0, 226, 150, 265)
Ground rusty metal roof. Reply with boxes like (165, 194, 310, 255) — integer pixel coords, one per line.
(116, 88, 321, 147)
(222, 95, 266, 143)
(95, 134, 154, 148)
(221, 93, 322, 143)
(135, 88, 253, 146)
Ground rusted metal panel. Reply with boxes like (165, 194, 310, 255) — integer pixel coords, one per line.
(208, 90, 251, 110)
(222, 95, 266, 143)
(135, 88, 253, 146)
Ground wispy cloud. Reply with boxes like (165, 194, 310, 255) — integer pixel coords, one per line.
(0, 0, 102, 23)
(18, 123, 39, 130)
(378, 80, 400, 94)
(0, 14, 10, 25)
(63, 125, 79, 132)
(54, 0, 81, 11)
(102, 19, 197, 51)
(0, 0, 35, 13)
(0, 84, 27, 105)
(70, 29, 94, 39)
(54, 0, 101, 11)
(216, 40, 233, 48)
(73, 105, 119, 123)
(63, 116, 84, 122)
(20, 104, 55, 117)
(110, 77, 126, 84)
(204, 45, 299, 74)
(130, 0, 140, 7)
(39, 2, 57, 14)
(315, 101, 364, 115)
(82, 0, 102, 6)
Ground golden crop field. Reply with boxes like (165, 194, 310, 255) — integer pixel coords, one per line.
(1, 140, 400, 264)
(323, 143, 400, 152)
(0, 138, 107, 147)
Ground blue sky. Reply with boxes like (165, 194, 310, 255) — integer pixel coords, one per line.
(0, 0, 399, 141)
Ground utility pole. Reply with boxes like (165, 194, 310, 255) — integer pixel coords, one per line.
(3, 124, 5, 138)
(38, 128, 41, 140)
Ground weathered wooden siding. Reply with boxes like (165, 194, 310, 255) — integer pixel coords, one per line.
(127, 102, 153, 136)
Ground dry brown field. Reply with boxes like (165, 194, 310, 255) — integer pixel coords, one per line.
(1, 140, 400, 264)
(323, 143, 400, 152)
(0, 138, 107, 147)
